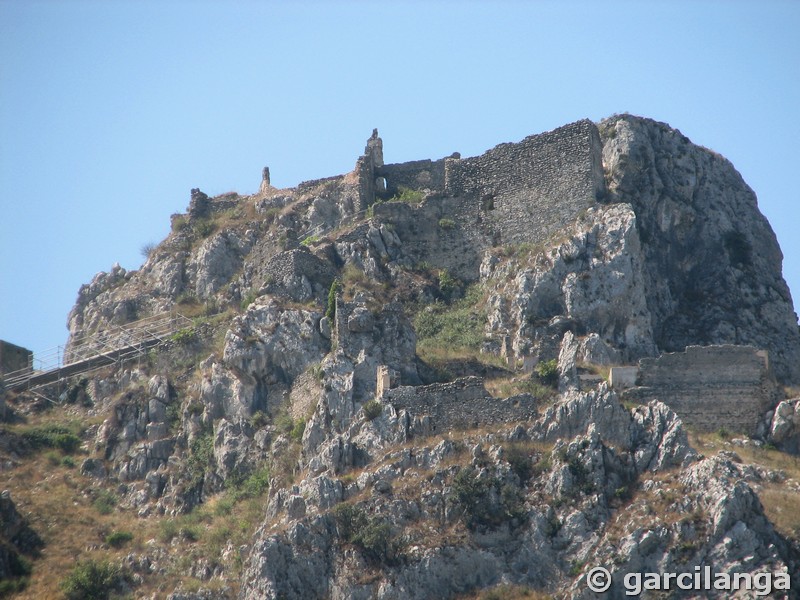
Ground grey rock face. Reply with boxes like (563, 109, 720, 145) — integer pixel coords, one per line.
(483, 203, 657, 366)
(601, 114, 800, 383)
(191, 231, 253, 299)
(223, 298, 327, 388)
(48, 118, 800, 599)
(768, 398, 800, 453)
(0, 490, 42, 580)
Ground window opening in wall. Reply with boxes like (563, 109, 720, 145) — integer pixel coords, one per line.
(375, 177, 387, 193)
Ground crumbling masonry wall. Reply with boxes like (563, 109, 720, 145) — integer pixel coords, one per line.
(0, 341, 32, 378)
(264, 249, 335, 303)
(624, 345, 779, 435)
(385, 376, 538, 433)
(376, 158, 448, 198)
(367, 120, 606, 249)
(443, 119, 606, 246)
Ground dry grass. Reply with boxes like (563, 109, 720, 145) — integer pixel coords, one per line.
(759, 486, 800, 541)
(484, 375, 554, 401)
(689, 432, 800, 478)
(689, 432, 800, 542)
(0, 398, 274, 598)
(5, 454, 145, 599)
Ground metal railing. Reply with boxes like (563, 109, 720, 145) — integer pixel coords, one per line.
(2, 311, 193, 392)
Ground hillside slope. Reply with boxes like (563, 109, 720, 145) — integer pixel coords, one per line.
(2, 115, 799, 599)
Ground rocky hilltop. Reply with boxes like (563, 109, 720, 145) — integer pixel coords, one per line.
(2, 115, 800, 599)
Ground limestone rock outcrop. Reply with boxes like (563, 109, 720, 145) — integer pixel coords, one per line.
(601, 115, 800, 383)
(14, 115, 799, 599)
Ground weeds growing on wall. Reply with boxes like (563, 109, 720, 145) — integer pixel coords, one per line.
(389, 186, 424, 205)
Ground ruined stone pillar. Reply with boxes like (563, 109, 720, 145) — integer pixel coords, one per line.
(260, 166, 271, 194)
(376, 365, 391, 398)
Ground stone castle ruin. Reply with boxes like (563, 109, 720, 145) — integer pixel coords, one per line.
(285, 120, 792, 439)
(15, 116, 798, 444)
(617, 345, 780, 436)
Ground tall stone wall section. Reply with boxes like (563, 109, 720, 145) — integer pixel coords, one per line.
(625, 345, 779, 435)
(371, 199, 488, 282)
(377, 158, 448, 197)
(385, 376, 538, 434)
(264, 249, 335, 303)
(0, 341, 32, 377)
(444, 119, 606, 246)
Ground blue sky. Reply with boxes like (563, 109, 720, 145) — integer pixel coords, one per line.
(1, 1, 799, 357)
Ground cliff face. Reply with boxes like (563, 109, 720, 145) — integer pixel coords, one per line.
(601, 115, 800, 383)
(4, 116, 800, 599)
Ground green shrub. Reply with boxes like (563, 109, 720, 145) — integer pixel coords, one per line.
(567, 456, 594, 495)
(438, 218, 456, 230)
(333, 503, 366, 541)
(249, 410, 269, 429)
(531, 451, 553, 478)
(240, 290, 259, 310)
(140, 242, 157, 259)
(362, 400, 383, 421)
(437, 269, 461, 300)
(263, 206, 281, 223)
(187, 430, 214, 485)
(414, 294, 485, 352)
(451, 467, 491, 526)
(0, 551, 32, 596)
(390, 186, 424, 204)
(93, 490, 117, 515)
(353, 520, 396, 563)
(274, 412, 295, 435)
(366, 199, 383, 219)
(308, 363, 324, 381)
(158, 519, 179, 543)
(171, 214, 189, 232)
(62, 455, 76, 468)
(61, 559, 127, 600)
(21, 424, 82, 454)
(450, 466, 525, 529)
(230, 466, 271, 500)
(194, 219, 216, 238)
(170, 326, 197, 345)
(326, 279, 341, 320)
(535, 359, 559, 387)
(176, 292, 198, 305)
(105, 530, 133, 548)
(300, 234, 321, 246)
(290, 418, 306, 442)
(504, 444, 533, 483)
(332, 503, 403, 564)
(0, 576, 29, 596)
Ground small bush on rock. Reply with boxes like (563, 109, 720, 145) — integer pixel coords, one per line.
(362, 400, 383, 421)
(61, 559, 128, 600)
(534, 359, 559, 387)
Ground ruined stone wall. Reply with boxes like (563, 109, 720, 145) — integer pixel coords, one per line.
(386, 376, 538, 433)
(372, 199, 489, 282)
(443, 119, 605, 246)
(377, 158, 448, 197)
(625, 345, 779, 435)
(0, 341, 31, 377)
(264, 249, 335, 302)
